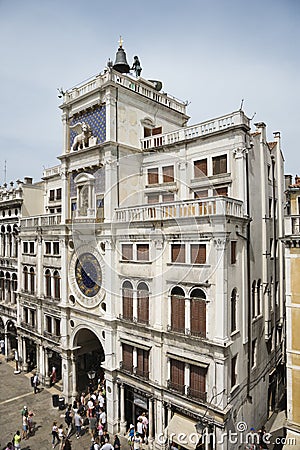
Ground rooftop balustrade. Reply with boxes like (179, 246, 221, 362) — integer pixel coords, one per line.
(141, 110, 250, 150)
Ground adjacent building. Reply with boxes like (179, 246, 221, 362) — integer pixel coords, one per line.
(283, 175, 300, 446)
(0, 43, 286, 449)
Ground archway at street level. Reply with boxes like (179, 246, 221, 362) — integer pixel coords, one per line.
(73, 328, 105, 393)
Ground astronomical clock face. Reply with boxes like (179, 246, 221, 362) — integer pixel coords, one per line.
(75, 253, 102, 298)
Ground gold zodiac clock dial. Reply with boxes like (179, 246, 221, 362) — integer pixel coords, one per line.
(75, 253, 102, 298)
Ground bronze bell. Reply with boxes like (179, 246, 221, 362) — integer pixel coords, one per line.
(113, 45, 130, 74)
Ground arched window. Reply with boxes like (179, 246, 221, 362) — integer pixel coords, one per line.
(231, 288, 237, 333)
(252, 281, 256, 318)
(137, 282, 149, 324)
(122, 281, 133, 320)
(0, 271, 4, 300)
(5, 272, 11, 302)
(53, 271, 60, 299)
(30, 267, 35, 295)
(190, 288, 206, 337)
(23, 266, 28, 292)
(12, 274, 17, 304)
(45, 269, 51, 297)
(257, 279, 262, 316)
(1, 225, 6, 257)
(171, 286, 185, 333)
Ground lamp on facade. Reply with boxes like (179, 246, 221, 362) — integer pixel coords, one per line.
(87, 370, 96, 380)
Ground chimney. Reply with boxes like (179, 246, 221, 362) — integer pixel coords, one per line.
(285, 174, 292, 190)
(254, 122, 266, 142)
(24, 177, 33, 185)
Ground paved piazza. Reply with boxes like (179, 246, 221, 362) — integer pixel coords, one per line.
(0, 356, 130, 450)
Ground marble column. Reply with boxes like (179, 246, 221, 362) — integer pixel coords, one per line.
(148, 398, 154, 449)
(120, 383, 127, 434)
(22, 338, 28, 372)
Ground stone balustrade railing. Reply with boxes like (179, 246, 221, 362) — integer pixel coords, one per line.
(43, 165, 61, 178)
(141, 111, 250, 150)
(65, 70, 186, 113)
(20, 214, 61, 228)
(115, 197, 244, 223)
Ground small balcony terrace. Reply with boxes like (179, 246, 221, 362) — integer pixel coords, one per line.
(115, 196, 244, 223)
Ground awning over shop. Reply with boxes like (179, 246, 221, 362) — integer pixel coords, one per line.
(167, 413, 199, 450)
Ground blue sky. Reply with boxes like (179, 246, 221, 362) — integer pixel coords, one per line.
(0, 0, 299, 183)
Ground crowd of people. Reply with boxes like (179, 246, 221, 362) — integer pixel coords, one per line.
(4, 376, 150, 450)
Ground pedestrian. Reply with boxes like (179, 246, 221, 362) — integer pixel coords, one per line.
(21, 406, 28, 418)
(0, 337, 5, 355)
(50, 366, 57, 385)
(74, 410, 83, 439)
(99, 409, 106, 430)
(21, 414, 28, 440)
(136, 419, 144, 441)
(127, 425, 135, 450)
(33, 372, 39, 394)
(27, 411, 35, 436)
(61, 438, 72, 450)
(89, 411, 98, 441)
(58, 424, 65, 449)
(64, 405, 73, 438)
(13, 431, 21, 450)
(5, 442, 13, 450)
(258, 426, 269, 449)
(113, 434, 121, 450)
(91, 437, 101, 450)
(51, 421, 60, 448)
(132, 432, 142, 450)
(100, 439, 113, 450)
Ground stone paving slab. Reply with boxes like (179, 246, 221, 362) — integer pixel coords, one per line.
(0, 356, 148, 450)
(0, 356, 97, 450)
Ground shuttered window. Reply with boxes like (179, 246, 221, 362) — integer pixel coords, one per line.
(194, 159, 207, 177)
(163, 166, 174, 183)
(215, 187, 228, 196)
(147, 194, 159, 204)
(171, 287, 185, 333)
(231, 241, 237, 264)
(171, 244, 185, 263)
(122, 283, 133, 320)
(190, 365, 207, 400)
(191, 244, 206, 264)
(212, 155, 227, 175)
(45, 270, 51, 297)
(162, 193, 174, 203)
(231, 289, 237, 333)
(137, 283, 149, 324)
(137, 348, 149, 378)
(122, 344, 133, 372)
(122, 244, 133, 261)
(231, 355, 237, 388)
(152, 126, 162, 135)
(194, 190, 208, 199)
(137, 244, 149, 261)
(170, 359, 185, 393)
(148, 168, 159, 184)
(190, 289, 206, 337)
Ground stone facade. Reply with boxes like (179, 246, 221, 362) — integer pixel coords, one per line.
(0, 49, 286, 450)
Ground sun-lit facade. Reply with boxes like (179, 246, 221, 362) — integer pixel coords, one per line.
(0, 44, 286, 449)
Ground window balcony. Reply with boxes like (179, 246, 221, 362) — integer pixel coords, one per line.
(167, 380, 186, 395)
(187, 387, 207, 402)
(43, 330, 60, 343)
